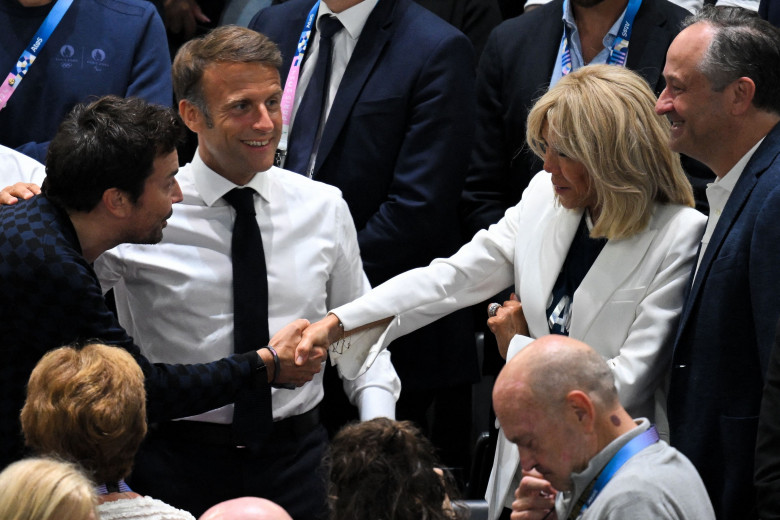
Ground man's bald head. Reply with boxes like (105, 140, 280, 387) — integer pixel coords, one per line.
(199, 497, 293, 520)
(494, 335, 619, 415)
(492, 336, 628, 490)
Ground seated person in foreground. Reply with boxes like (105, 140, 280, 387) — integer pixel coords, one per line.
(493, 335, 714, 518)
(296, 64, 706, 519)
(0, 457, 98, 520)
(21, 343, 195, 520)
(326, 417, 462, 520)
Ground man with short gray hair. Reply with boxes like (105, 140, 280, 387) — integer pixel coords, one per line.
(655, 6, 780, 518)
(493, 335, 714, 519)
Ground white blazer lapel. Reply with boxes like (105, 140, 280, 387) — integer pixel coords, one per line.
(569, 225, 658, 339)
(519, 206, 582, 337)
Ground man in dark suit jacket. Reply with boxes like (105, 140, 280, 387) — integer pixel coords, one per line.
(250, 0, 479, 472)
(757, 319, 780, 519)
(460, 0, 693, 239)
(655, 7, 780, 519)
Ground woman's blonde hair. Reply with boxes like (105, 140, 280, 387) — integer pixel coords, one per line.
(21, 343, 147, 484)
(0, 457, 97, 520)
(526, 64, 694, 240)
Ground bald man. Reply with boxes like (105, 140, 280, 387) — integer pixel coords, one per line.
(200, 497, 292, 520)
(493, 336, 714, 519)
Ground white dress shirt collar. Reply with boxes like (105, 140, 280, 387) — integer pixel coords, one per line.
(317, 0, 378, 41)
(696, 137, 765, 275)
(191, 150, 273, 207)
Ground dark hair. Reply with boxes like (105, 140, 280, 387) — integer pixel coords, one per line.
(326, 418, 464, 520)
(686, 6, 780, 114)
(43, 95, 182, 212)
(172, 25, 282, 125)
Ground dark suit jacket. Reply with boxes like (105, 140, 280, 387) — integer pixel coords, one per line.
(250, 0, 478, 390)
(459, 0, 693, 238)
(756, 317, 780, 519)
(669, 122, 780, 519)
(759, 0, 780, 27)
(414, 0, 502, 58)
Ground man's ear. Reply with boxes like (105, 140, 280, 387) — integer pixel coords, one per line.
(101, 188, 133, 218)
(179, 99, 205, 133)
(729, 77, 756, 116)
(565, 390, 596, 431)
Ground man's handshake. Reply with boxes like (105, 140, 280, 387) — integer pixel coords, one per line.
(259, 315, 343, 387)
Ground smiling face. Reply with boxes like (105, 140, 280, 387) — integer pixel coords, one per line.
(183, 61, 282, 186)
(655, 23, 732, 168)
(541, 125, 598, 215)
(124, 150, 182, 245)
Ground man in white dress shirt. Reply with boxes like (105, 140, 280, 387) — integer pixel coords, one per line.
(93, 26, 399, 520)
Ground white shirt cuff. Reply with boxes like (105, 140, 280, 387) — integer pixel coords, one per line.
(506, 334, 535, 361)
(357, 386, 397, 421)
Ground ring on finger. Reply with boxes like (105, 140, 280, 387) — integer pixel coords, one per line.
(487, 302, 502, 318)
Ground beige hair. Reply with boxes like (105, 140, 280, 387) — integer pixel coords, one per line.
(0, 457, 97, 520)
(21, 343, 147, 484)
(526, 65, 694, 240)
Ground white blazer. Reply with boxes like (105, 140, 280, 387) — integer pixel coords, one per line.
(330, 171, 705, 518)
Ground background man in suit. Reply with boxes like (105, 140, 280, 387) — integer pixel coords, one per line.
(495, 335, 714, 519)
(460, 0, 695, 241)
(249, 0, 479, 475)
(655, 7, 780, 518)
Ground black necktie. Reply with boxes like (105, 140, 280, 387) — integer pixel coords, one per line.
(284, 15, 344, 175)
(223, 187, 272, 451)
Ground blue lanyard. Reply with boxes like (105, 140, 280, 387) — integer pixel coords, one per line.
(0, 0, 74, 111)
(559, 0, 641, 76)
(578, 425, 660, 516)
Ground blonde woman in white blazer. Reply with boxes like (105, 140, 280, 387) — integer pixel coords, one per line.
(295, 65, 706, 520)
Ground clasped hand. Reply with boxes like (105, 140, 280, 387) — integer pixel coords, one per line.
(261, 315, 342, 386)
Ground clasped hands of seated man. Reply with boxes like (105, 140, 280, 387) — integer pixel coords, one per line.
(511, 469, 558, 520)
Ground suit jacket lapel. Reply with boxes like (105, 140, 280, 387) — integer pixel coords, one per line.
(625, 0, 667, 91)
(677, 124, 780, 338)
(312, 0, 398, 175)
(521, 207, 582, 337)
(276, 8, 311, 85)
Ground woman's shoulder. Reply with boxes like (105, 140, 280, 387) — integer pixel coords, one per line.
(650, 203, 707, 234)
